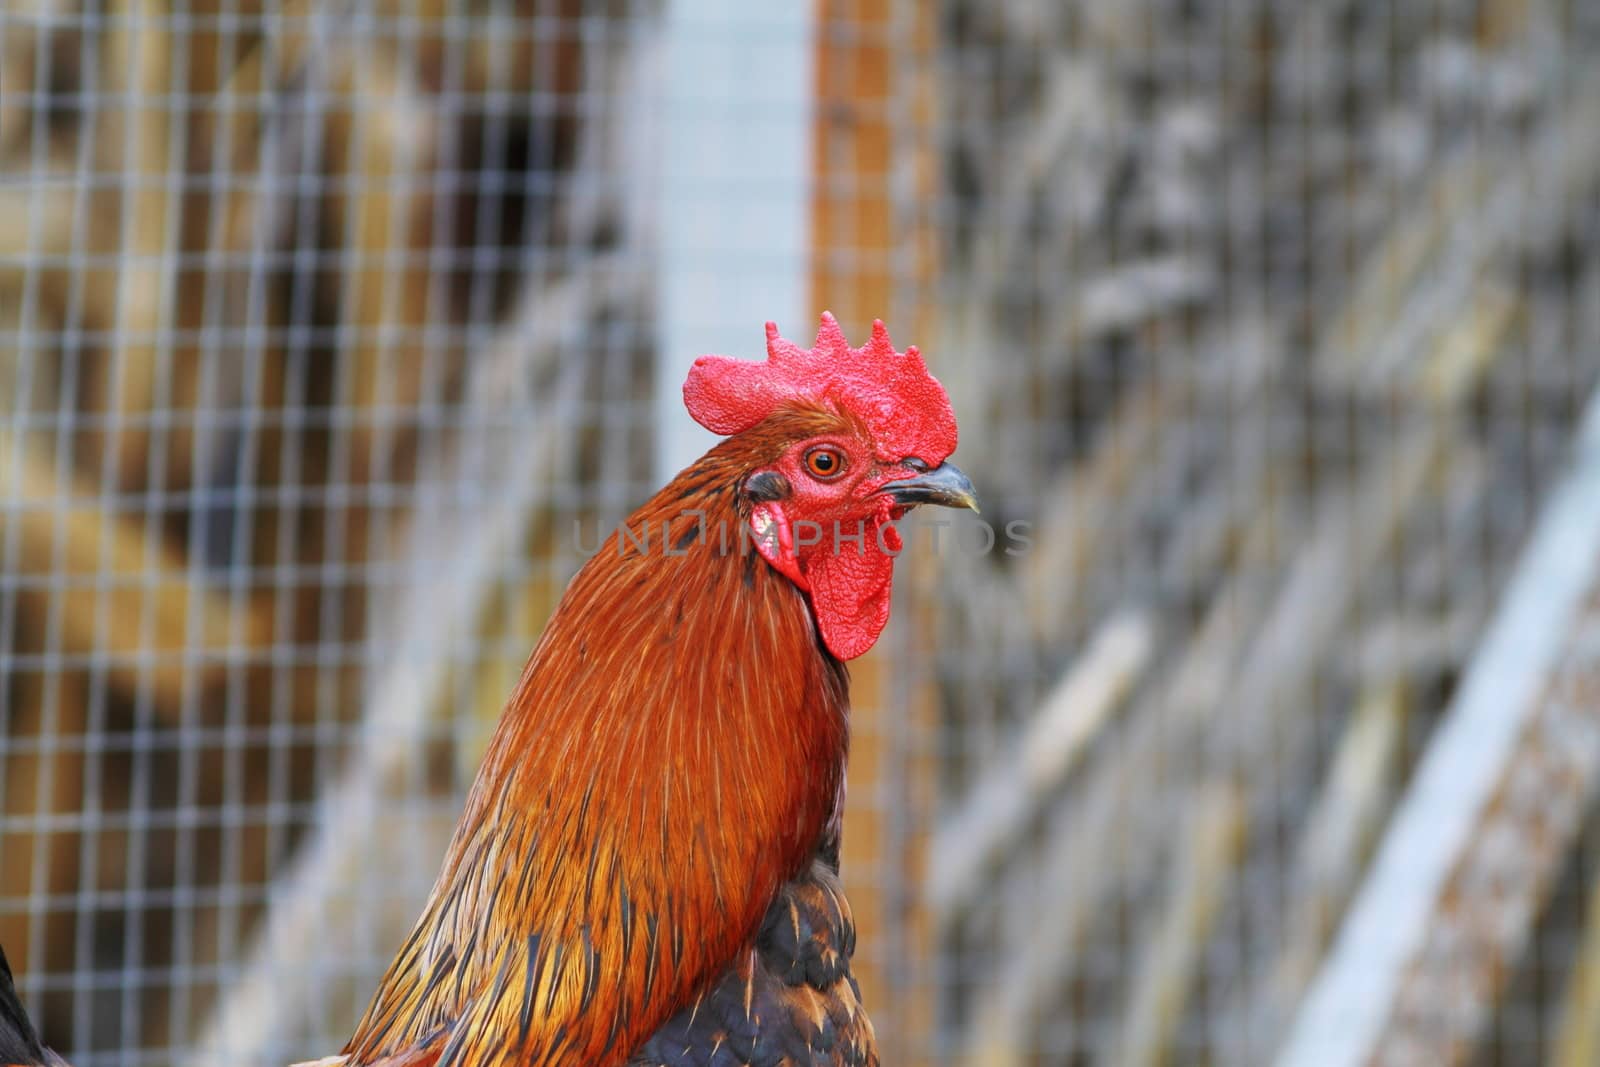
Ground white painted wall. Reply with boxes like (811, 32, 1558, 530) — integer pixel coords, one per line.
(655, 0, 816, 483)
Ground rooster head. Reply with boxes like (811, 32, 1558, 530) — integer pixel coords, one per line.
(683, 312, 977, 660)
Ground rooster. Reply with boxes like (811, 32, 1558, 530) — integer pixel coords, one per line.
(1, 313, 975, 1067)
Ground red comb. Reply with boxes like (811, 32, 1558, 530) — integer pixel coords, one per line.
(682, 312, 958, 463)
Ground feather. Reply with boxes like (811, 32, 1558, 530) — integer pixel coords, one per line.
(344, 406, 862, 1067)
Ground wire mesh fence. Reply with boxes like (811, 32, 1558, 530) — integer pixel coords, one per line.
(1, 1, 1599, 1065)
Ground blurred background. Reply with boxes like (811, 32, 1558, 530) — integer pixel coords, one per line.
(2, 1, 1599, 1065)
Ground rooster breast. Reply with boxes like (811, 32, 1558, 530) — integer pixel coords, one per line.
(627, 852, 877, 1067)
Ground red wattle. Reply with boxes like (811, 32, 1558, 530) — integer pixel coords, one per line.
(804, 542, 896, 661)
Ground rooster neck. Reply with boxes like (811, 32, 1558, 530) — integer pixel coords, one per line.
(346, 442, 853, 1067)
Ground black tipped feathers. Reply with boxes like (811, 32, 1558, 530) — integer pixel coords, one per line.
(625, 860, 877, 1067)
(741, 471, 791, 504)
(0, 948, 61, 1067)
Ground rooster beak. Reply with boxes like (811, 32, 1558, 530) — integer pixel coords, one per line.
(878, 461, 980, 513)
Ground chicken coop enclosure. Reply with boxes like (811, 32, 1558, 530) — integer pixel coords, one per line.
(3, 0, 1600, 1064)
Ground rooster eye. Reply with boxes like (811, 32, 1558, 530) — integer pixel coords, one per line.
(804, 447, 845, 480)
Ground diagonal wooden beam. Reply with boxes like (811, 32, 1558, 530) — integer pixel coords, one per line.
(1278, 383, 1600, 1067)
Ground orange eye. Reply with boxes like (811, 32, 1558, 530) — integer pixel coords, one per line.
(804, 446, 845, 480)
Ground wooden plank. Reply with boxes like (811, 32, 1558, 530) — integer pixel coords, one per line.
(1554, 847, 1600, 1067)
(928, 610, 1155, 920)
(812, 0, 942, 1059)
(0, 435, 269, 712)
(89, 0, 179, 493)
(1278, 385, 1600, 1067)
(1113, 783, 1246, 1067)
(967, 492, 1302, 1067)
(1217, 683, 1408, 1063)
(0, 673, 87, 1005)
